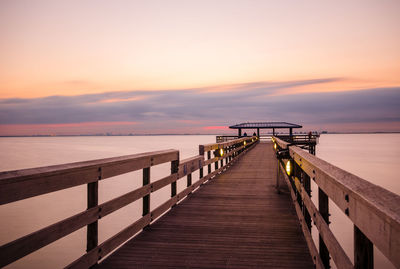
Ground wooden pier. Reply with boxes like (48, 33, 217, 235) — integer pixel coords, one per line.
(96, 142, 313, 268)
(1, 135, 399, 269)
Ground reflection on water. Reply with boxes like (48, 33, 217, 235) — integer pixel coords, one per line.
(0, 134, 399, 268)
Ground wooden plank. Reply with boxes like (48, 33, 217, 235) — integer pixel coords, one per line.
(0, 149, 179, 205)
(66, 214, 151, 269)
(204, 157, 218, 166)
(300, 184, 353, 269)
(280, 162, 324, 269)
(178, 155, 203, 178)
(200, 137, 255, 152)
(151, 174, 178, 192)
(0, 207, 99, 268)
(96, 143, 313, 269)
(100, 185, 151, 217)
(151, 196, 178, 221)
(3, 142, 267, 267)
(176, 185, 194, 202)
(289, 146, 400, 268)
(0, 182, 153, 268)
(273, 136, 290, 150)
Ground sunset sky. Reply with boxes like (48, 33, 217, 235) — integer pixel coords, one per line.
(1, 0, 399, 135)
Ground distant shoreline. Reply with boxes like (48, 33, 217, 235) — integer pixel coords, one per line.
(1, 131, 400, 138)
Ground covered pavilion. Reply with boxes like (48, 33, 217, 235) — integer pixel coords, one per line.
(229, 122, 302, 137)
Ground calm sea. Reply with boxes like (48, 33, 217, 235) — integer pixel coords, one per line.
(0, 134, 399, 268)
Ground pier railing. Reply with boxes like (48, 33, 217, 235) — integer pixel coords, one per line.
(0, 136, 258, 268)
(217, 134, 318, 143)
(272, 136, 400, 269)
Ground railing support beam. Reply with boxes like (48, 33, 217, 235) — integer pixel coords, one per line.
(87, 180, 98, 253)
(142, 167, 150, 216)
(171, 160, 179, 198)
(354, 225, 373, 269)
(318, 187, 330, 268)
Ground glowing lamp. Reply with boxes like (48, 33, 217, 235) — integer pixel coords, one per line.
(286, 160, 292, 176)
(214, 148, 224, 157)
(244, 141, 247, 146)
(274, 143, 277, 150)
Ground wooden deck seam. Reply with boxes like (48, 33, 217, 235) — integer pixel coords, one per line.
(96, 142, 313, 269)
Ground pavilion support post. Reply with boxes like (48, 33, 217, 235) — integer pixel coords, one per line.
(257, 128, 260, 137)
(290, 128, 293, 140)
(273, 128, 275, 136)
(238, 128, 242, 137)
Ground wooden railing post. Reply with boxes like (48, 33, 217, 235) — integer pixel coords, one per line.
(142, 167, 150, 216)
(220, 149, 224, 168)
(214, 151, 219, 170)
(303, 171, 311, 231)
(87, 168, 99, 253)
(354, 225, 373, 269)
(293, 162, 302, 207)
(199, 146, 204, 179)
(207, 151, 211, 174)
(171, 159, 179, 197)
(319, 188, 330, 268)
(187, 174, 192, 187)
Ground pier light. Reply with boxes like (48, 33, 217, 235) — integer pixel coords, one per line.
(214, 148, 224, 157)
(286, 160, 292, 176)
(274, 143, 277, 150)
(244, 141, 247, 146)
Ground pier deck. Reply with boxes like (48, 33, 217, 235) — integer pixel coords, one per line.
(96, 143, 313, 268)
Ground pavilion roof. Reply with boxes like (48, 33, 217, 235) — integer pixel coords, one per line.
(229, 122, 302, 129)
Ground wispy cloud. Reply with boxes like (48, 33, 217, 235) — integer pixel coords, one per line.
(0, 78, 399, 134)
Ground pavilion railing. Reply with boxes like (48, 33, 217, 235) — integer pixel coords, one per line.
(0, 136, 258, 268)
(272, 136, 400, 269)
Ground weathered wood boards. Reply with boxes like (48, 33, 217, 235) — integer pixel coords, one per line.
(273, 136, 400, 268)
(0, 137, 258, 268)
(0, 149, 179, 205)
(95, 143, 313, 269)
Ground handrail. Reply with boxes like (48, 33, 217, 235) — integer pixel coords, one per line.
(0, 136, 259, 268)
(272, 136, 400, 269)
(0, 149, 179, 205)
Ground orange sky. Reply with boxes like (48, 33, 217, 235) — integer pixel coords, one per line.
(1, 0, 399, 99)
(0, 0, 399, 134)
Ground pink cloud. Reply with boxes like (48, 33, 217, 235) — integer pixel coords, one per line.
(0, 121, 139, 136)
(203, 126, 229, 130)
